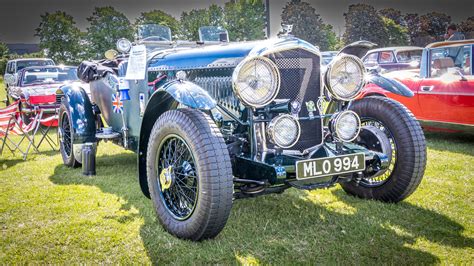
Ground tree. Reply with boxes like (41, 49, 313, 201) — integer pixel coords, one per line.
(180, 9, 210, 41)
(382, 17, 409, 46)
(85, 6, 134, 59)
(0, 41, 8, 58)
(224, 0, 266, 41)
(135, 10, 180, 39)
(378, 8, 404, 25)
(459, 16, 474, 39)
(404, 13, 422, 45)
(35, 11, 82, 64)
(343, 4, 388, 46)
(419, 12, 451, 39)
(280, 0, 333, 50)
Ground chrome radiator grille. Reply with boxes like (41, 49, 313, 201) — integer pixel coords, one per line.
(266, 48, 323, 152)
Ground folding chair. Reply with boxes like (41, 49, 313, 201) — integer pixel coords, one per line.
(0, 103, 43, 160)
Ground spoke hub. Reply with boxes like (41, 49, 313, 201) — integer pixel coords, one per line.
(159, 166, 174, 191)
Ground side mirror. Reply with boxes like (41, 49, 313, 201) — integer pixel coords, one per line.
(4, 74, 16, 86)
(105, 49, 119, 60)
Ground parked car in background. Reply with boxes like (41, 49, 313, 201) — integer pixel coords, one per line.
(57, 25, 427, 241)
(3, 58, 55, 104)
(361, 39, 474, 134)
(362, 46, 423, 72)
(5, 65, 87, 125)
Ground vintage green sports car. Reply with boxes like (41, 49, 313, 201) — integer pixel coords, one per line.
(57, 25, 426, 241)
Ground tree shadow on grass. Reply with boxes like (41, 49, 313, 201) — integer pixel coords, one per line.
(49, 152, 472, 264)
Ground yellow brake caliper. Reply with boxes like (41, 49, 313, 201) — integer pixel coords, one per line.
(159, 166, 173, 191)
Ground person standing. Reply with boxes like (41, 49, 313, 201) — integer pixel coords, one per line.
(444, 24, 465, 41)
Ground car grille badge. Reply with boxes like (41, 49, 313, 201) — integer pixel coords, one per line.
(291, 101, 301, 118)
(305, 100, 316, 119)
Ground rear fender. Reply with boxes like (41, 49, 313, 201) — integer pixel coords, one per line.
(56, 85, 96, 144)
(137, 80, 216, 198)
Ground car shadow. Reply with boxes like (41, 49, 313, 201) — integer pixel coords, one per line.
(49, 152, 472, 264)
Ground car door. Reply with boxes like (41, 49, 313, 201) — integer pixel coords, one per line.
(418, 45, 474, 124)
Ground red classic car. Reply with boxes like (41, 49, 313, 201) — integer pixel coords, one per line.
(360, 39, 474, 134)
(5, 65, 90, 125)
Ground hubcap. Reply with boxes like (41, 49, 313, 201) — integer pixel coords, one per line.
(156, 135, 198, 221)
(358, 118, 398, 187)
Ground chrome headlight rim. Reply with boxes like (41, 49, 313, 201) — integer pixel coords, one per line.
(331, 110, 361, 142)
(116, 38, 132, 53)
(232, 56, 281, 108)
(267, 114, 301, 149)
(325, 54, 366, 101)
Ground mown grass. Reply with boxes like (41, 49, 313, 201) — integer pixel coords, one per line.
(0, 78, 473, 264)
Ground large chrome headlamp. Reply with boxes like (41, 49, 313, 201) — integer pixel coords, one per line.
(116, 38, 132, 53)
(330, 110, 361, 142)
(267, 114, 301, 148)
(232, 57, 280, 108)
(325, 55, 365, 101)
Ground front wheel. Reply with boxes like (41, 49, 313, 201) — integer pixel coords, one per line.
(58, 101, 81, 168)
(341, 96, 427, 202)
(146, 109, 233, 241)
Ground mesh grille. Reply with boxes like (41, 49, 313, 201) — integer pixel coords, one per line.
(266, 48, 322, 152)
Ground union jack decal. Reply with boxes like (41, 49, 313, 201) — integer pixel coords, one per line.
(112, 93, 123, 114)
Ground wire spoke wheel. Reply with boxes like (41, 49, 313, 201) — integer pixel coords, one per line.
(157, 135, 198, 221)
(60, 113, 72, 157)
(359, 118, 397, 187)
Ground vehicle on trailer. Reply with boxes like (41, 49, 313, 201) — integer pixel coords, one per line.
(3, 58, 55, 104)
(361, 39, 474, 134)
(58, 25, 427, 241)
(5, 65, 86, 126)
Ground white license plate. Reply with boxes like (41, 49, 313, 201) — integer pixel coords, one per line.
(296, 153, 366, 180)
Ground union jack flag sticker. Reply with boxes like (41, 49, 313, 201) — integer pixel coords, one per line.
(112, 93, 123, 114)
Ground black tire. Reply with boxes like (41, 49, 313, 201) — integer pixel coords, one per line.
(58, 100, 81, 168)
(146, 109, 233, 241)
(341, 96, 426, 202)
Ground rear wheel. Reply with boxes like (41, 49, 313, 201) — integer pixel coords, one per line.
(58, 100, 81, 168)
(341, 96, 426, 202)
(146, 109, 233, 241)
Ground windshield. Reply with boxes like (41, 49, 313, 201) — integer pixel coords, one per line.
(396, 50, 422, 63)
(199, 26, 229, 42)
(21, 67, 78, 86)
(16, 60, 55, 71)
(137, 24, 172, 41)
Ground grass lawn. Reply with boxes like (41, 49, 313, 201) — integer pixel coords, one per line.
(1, 77, 473, 264)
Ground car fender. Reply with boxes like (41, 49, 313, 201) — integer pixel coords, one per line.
(137, 80, 216, 198)
(366, 73, 414, 97)
(56, 84, 96, 144)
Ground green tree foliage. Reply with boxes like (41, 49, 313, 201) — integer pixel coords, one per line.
(0, 42, 8, 58)
(0, 41, 8, 74)
(343, 4, 389, 46)
(459, 16, 474, 39)
(281, 0, 335, 50)
(382, 17, 409, 46)
(224, 0, 266, 41)
(135, 10, 180, 39)
(85, 7, 134, 59)
(180, 9, 211, 41)
(35, 11, 82, 64)
(378, 8, 404, 25)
